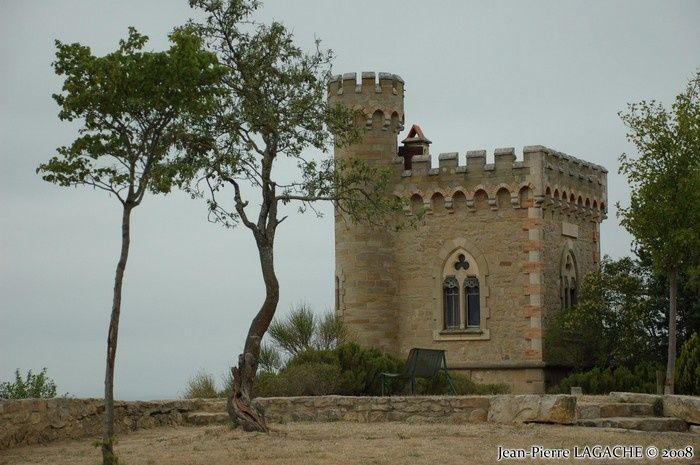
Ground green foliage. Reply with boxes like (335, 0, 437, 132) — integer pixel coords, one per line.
(257, 342, 283, 373)
(334, 343, 404, 396)
(252, 363, 341, 397)
(268, 304, 317, 356)
(617, 71, 700, 274)
(675, 332, 700, 395)
(551, 363, 660, 395)
(186, 0, 401, 230)
(249, 342, 506, 397)
(182, 370, 219, 399)
(0, 368, 57, 399)
(546, 256, 663, 370)
(267, 305, 348, 359)
(38, 26, 224, 206)
(316, 311, 348, 351)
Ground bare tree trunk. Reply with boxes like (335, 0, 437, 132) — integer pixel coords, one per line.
(102, 204, 132, 465)
(228, 241, 278, 431)
(664, 267, 678, 395)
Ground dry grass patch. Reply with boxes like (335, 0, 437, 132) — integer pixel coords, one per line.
(1, 422, 697, 465)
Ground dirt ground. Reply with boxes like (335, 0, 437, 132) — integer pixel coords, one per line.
(1, 422, 698, 465)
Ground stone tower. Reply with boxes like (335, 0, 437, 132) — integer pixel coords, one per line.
(329, 72, 607, 393)
(328, 72, 405, 352)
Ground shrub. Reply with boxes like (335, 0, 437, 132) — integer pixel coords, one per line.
(183, 370, 220, 399)
(252, 362, 341, 397)
(551, 363, 659, 394)
(267, 305, 349, 361)
(335, 343, 404, 396)
(675, 332, 700, 395)
(0, 368, 57, 399)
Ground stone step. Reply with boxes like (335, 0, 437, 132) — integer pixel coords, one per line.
(575, 416, 688, 432)
(600, 402, 654, 417)
(577, 402, 655, 419)
(185, 411, 230, 426)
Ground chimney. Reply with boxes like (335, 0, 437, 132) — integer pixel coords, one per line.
(398, 124, 431, 170)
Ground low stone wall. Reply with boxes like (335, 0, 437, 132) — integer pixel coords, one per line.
(253, 395, 576, 425)
(0, 398, 222, 450)
(1, 394, 575, 450)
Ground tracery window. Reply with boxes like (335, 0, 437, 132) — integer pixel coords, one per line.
(443, 276, 460, 329)
(442, 252, 481, 330)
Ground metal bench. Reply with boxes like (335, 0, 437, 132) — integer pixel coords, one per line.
(379, 347, 456, 395)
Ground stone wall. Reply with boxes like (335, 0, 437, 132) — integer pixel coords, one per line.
(0, 397, 224, 450)
(0, 395, 576, 450)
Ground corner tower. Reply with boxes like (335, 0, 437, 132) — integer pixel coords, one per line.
(328, 72, 404, 352)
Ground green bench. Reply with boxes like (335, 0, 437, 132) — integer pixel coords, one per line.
(379, 347, 456, 395)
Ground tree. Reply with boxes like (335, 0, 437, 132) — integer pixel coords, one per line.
(545, 256, 663, 370)
(618, 71, 700, 394)
(675, 332, 700, 395)
(37, 28, 222, 464)
(187, 0, 399, 431)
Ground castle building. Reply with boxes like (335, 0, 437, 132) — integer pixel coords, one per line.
(329, 72, 608, 393)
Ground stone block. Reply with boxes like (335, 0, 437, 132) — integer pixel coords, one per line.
(663, 395, 700, 425)
(487, 395, 576, 424)
(576, 403, 600, 420)
(469, 408, 488, 422)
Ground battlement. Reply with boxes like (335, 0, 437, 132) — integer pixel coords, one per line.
(392, 145, 608, 219)
(395, 145, 606, 179)
(328, 72, 405, 96)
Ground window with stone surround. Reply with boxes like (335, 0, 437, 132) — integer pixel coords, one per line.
(441, 251, 482, 331)
(561, 250, 577, 309)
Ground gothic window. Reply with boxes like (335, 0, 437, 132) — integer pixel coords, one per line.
(443, 276, 460, 329)
(441, 250, 482, 331)
(561, 250, 577, 310)
(465, 277, 480, 327)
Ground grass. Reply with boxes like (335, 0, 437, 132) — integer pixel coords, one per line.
(2, 422, 698, 465)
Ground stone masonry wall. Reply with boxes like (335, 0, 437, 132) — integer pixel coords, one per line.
(0, 395, 576, 450)
(0, 398, 224, 450)
(330, 72, 608, 395)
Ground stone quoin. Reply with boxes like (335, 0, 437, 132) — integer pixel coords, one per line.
(329, 72, 608, 393)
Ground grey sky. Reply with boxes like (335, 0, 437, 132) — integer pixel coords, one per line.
(1, 1, 698, 400)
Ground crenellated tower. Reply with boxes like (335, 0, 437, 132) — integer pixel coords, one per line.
(329, 72, 607, 393)
(328, 72, 405, 352)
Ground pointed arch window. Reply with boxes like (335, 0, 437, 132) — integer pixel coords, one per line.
(443, 276, 460, 329)
(441, 250, 482, 331)
(465, 277, 480, 327)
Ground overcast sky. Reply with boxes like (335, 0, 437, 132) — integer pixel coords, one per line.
(1, 1, 698, 400)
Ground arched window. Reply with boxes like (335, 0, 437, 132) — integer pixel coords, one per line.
(442, 250, 481, 330)
(561, 250, 577, 309)
(443, 276, 460, 329)
(465, 277, 480, 327)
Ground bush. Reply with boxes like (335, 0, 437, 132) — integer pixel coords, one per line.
(183, 370, 220, 398)
(253, 362, 341, 397)
(250, 342, 507, 397)
(551, 363, 659, 394)
(675, 332, 700, 395)
(0, 368, 57, 399)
